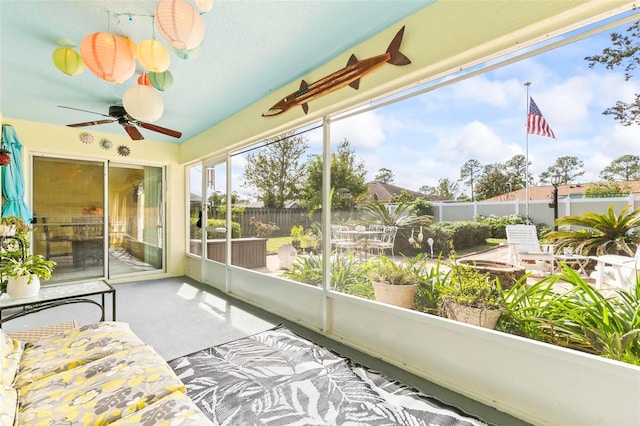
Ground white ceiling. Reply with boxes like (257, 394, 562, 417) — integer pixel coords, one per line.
(0, 0, 433, 143)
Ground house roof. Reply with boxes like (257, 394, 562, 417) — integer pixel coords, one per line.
(482, 180, 640, 202)
(365, 181, 447, 203)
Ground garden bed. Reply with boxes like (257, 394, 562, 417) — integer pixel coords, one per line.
(458, 259, 525, 289)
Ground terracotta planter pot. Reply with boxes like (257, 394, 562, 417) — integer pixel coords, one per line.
(444, 301, 502, 329)
(6, 275, 40, 299)
(372, 281, 417, 309)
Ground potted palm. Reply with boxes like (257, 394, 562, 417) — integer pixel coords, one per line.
(0, 254, 56, 298)
(439, 259, 504, 329)
(366, 254, 429, 309)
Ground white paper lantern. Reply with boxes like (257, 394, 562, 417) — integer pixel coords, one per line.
(122, 85, 164, 123)
(155, 0, 204, 50)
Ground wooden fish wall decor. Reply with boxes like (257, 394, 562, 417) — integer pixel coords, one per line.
(262, 26, 411, 117)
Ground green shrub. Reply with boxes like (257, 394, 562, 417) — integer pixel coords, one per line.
(499, 266, 640, 365)
(476, 214, 526, 238)
(189, 217, 241, 239)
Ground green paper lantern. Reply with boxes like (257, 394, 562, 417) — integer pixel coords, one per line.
(52, 47, 84, 76)
(149, 70, 174, 91)
(169, 43, 202, 60)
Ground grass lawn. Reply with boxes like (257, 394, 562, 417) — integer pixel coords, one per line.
(267, 236, 292, 253)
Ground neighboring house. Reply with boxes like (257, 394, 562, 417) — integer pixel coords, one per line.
(483, 180, 640, 202)
(365, 181, 448, 203)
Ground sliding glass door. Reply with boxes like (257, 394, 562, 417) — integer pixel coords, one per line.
(107, 163, 164, 277)
(32, 157, 106, 283)
(31, 156, 164, 283)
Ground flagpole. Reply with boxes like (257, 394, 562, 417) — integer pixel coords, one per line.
(524, 81, 531, 222)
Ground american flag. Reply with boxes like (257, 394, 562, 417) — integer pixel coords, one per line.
(527, 97, 556, 139)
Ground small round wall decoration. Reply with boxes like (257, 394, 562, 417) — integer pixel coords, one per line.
(99, 138, 112, 150)
(79, 132, 94, 144)
(117, 145, 131, 157)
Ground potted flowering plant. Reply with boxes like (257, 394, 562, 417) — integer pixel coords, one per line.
(365, 254, 429, 309)
(439, 259, 504, 329)
(0, 254, 56, 298)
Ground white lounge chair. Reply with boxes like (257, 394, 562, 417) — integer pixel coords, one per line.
(590, 246, 640, 293)
(505, 224, 556, 275)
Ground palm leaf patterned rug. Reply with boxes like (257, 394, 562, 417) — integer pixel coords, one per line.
(169, 326, 488, 426)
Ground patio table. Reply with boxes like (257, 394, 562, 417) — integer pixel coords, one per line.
(554, 254, 591, 276)
(343, 230, 383, 260)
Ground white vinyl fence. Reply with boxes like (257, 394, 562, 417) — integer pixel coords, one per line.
(432, 194, 639, 226)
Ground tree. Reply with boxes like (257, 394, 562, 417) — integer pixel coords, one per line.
(390, 189, 416, 204)
(585, 21, 640, 126)
(302, 138, 367, 210)
(459, 159, 482, 201)
(504, 154, 532, 190)
(600, 154, 640, 181)
(374, 168, 394, 183)
(475, 163, 510, 200)
(241, 132, 309, 208)
(583, 181, 632, 198)
(539, 156, 584, 184)
(420, 178, 459, 200)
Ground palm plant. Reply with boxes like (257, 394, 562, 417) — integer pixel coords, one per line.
(358, 200, 432, 228)
(545, 205, 640, 255)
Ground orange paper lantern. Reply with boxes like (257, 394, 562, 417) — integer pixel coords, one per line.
(155, 0, 204, 50)
(80, 32, 135, 83)
(137, 73, 151, 86)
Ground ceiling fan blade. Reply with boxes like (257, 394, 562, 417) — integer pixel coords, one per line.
(67, 119, 115, 128)
(137, 122, 182, 139)
(58, 105, 111, 118)
(123, 124, 144, 140)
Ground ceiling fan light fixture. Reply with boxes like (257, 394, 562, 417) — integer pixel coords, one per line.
(122, 85, 164, 123)
(155, 0, 204, 50)
(52, 47, 84, 76)
(149, 70, 173, 91)
(80, 32, 135, 83)
(136, 39, 171, 72)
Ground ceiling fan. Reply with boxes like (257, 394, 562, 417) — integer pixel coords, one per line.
(58, 105, 182, 141)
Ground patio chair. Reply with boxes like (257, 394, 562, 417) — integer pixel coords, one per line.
(332, 225, 357, 254)
(370, 225, 398, 258)
(590, 246, 640, 293)
(505, 224, 556, 275)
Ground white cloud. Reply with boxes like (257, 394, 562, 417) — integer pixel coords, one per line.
(330, 111, 387, 148)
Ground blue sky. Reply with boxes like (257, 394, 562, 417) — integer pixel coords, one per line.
(332, 15, 640, 196)
(230, 13, 640, 200)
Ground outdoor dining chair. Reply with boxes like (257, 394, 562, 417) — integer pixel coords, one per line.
(370, 225, 398, 258)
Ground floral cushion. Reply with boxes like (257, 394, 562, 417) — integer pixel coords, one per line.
(15, 321, 145, 389)
(17, 344, 185, 425)
(0, 328, 23, 387)
(110, 391, 214, 425)
(0, 387, 17, 426)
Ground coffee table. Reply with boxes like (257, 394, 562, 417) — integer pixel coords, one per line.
(0, 280, 115, 327)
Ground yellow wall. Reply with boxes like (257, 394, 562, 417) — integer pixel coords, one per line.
(1, 118, 184, 280)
